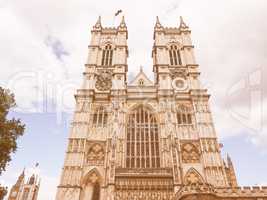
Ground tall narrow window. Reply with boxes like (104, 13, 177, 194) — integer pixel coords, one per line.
(169, 45, 182, 66)
(92, 107, 108, 127)
(177, 105, 193, 125)
(126, 105, 160, 168)
(91, 182, 100, 200)
(101, 44, 113, 66)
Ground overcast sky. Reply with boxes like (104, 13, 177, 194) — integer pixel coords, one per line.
(0, 0, 267, 199)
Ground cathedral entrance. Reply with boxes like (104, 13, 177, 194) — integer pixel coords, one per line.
(114, 105, 174, 200)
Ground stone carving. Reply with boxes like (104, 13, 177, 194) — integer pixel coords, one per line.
(175, 168, 216, 199)
(170, 69, 188, 79)
(87, 143, 105, 165)
(181, 142, 200, 163)
(184, 168, 204, 185)
(95, 69, 112, 91)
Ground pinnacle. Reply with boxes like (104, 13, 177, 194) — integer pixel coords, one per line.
(179, 16, 189, 29)
(155, 16, 163, 28)
(119, 16, 127, 28)
(94, 16, 102, 29)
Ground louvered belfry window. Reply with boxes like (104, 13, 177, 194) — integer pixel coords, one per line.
(169, 45, 182, 66)
(101, 44, 113, 66)
(126, 106, 160, 168)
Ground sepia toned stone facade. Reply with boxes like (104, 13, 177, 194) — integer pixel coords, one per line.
(55, 16, 267, 200)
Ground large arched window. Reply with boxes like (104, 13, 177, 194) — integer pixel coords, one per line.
(92, 107, 108, 127)
(169, 45, 182, 66)
(101, 44, 113, 66)
(126, 105, 160, 168)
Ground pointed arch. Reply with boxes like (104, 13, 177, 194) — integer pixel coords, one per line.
(126, 105, 160, 168)
(127, 103, 157, 116)
(168, 43, 182, 66)
(184, 168, 205, 185)
(80, 168, 102, 200)
(81, 168, 102, 186)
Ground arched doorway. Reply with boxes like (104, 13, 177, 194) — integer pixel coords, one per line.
(80, 170, 101, 200)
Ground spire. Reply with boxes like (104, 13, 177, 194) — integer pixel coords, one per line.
(15, 168, 25, 186)
(155, 16, 163, 29)
(93, 16, 102, 30)
(118, 16, 127, 29)
(28, 174, 35, 185)
(179, 16, 189, 30)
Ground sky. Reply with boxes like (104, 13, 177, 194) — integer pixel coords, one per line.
(0, 0, 267, 199)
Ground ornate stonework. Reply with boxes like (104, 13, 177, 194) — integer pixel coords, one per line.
(8, 170, 40, 200)
(55, 16, 267, 200)
(87, 143, 105, 166)
(181, 142, 200, 163)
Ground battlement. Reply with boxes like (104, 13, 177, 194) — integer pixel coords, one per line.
(92, 26, 126, 34)
(215, 186, 267, 197)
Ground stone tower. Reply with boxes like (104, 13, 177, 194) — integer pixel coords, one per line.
(8, 170, 40, 200)
(55, 16, 267, 200)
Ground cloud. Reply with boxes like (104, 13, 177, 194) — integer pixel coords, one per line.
(44, 35, 69, 61)
(0, 1, 267, 199)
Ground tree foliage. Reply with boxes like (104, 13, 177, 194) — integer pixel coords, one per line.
(0, 185, 7, 200)
(0, 87, 25, 175)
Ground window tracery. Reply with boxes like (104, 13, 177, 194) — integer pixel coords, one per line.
(92, 107, 108, 127)
(101, 44, 113, 66)
(169, 45, 182, 66)
(126, 105, 160, 168)
(176, 104, 193, 125)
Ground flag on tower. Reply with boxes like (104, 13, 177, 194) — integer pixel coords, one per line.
(115, 9, 122, 17)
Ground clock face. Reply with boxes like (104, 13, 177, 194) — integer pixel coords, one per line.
(172, 77, 188, 91)
(95, 70, 112, 91)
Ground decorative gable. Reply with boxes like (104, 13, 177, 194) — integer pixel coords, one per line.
(129, 68, 153, 86)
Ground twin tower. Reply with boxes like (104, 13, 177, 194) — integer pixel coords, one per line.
(55, 16, 267, 200)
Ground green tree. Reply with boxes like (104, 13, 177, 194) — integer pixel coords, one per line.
(0, 186, 7, 200)
(0, 87, 25, 199)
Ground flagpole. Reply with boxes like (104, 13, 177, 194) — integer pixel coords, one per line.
(113, 9, 123, 26)
(112, 15, 116, 26)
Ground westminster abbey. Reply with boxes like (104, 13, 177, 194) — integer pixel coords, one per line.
(55, 16, 267, 200)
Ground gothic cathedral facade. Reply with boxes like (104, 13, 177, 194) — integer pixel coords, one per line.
(55, 16, 267, 200)
(8, 170, 40, 200)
